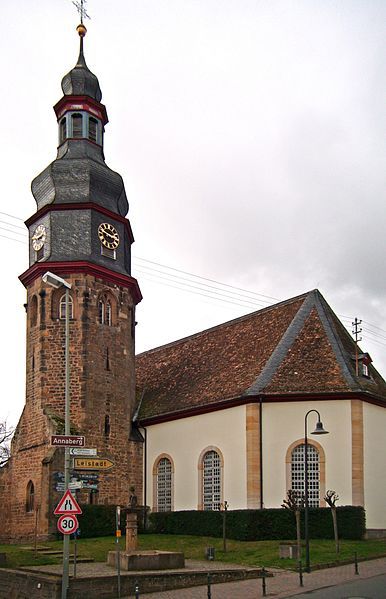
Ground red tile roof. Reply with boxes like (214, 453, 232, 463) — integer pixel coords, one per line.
(136, 290, 386, 422)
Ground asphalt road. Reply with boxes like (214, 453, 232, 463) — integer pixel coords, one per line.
(289, 572, 386, 599)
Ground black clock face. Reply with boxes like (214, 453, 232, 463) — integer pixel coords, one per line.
(98, 222, 120, 250)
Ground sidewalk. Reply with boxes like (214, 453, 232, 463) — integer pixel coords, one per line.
(130, 557, 386, 598)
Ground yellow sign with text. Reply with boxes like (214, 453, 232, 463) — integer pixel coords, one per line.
(73, 457, 114, 470)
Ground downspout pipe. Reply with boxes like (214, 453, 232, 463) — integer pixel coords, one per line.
(259, 396, 263, 509)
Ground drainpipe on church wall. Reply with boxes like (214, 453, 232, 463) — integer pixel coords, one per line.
(259, 396, 264, 509)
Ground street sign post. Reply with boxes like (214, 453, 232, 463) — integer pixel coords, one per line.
(69, 447, 97, 456)
(57, 514, 79, 535)
(73, 457, 114, 470)
(51, 435, 85, 447)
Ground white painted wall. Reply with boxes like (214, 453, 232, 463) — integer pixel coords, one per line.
(363, 403, 386, 529)
(146, 405, 247, 511)
(262, 400, 352, 508)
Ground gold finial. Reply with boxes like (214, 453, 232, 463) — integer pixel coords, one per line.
(77, 23, 87, 37)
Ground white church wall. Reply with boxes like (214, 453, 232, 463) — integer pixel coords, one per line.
(146, 405, 247, 512)
(262, 400, 352, 508)
(363, 402, 386, 529)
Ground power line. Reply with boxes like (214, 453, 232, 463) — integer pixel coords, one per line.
(0, 211, 24, 222)
(134, 255, 279, 303)
(0, 226, 27, 238)
(133, 262, 271, 307)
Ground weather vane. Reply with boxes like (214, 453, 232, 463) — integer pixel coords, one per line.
(72, 0, 91, 24)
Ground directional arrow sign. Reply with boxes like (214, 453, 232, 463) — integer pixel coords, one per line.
(54, 489, 82, 515)
(73, 457, 114, 471)
(69, 447, 97, 456)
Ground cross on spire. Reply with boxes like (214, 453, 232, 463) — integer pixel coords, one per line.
(72, 0, 90, 24)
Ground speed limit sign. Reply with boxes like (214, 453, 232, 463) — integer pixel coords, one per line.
(57, 514, 79, 535)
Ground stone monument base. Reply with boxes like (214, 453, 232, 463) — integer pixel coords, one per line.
(107, 550, 185, 571)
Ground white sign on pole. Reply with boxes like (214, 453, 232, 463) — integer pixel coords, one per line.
(69, 447, 97, 456)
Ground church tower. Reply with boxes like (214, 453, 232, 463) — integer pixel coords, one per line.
(0, 24, 142, 541)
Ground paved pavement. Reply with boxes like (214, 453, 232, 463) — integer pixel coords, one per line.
(126, 557, 386, 598)
(27, 556, 386, 598)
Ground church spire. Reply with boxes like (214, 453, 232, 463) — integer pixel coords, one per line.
(61, 23, 102, 102)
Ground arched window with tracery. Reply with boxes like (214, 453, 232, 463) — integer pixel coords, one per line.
(59, 294, 73, 320)
(202, 450, 221, 510)
(291, 444, 320, 507)
(98, 295, 114, 325)
(156, 457, 173, 512)
(26, 480, 35, 513)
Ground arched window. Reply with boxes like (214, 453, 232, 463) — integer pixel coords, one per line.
(26, 480, 35, 513)
(291, 444, 320, 507)
(89, 117, 98, 143)
(98, 299, 105, 324)
(202, 450, 221, 510)
(59, 117, 67, 144)
(105, 301, 112, 326)
(98, 297, 113, 325)
(30, 295, 38, 327)
(59, 294, 74, 320)
(156, 457, 172, 512)
(71, 113, 83, 138)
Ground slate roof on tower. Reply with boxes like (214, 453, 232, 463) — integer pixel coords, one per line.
(136, 290, 386, 423)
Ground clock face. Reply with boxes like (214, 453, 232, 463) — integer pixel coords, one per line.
(32, 224, 47, 251)
(98, 222, 120, 250)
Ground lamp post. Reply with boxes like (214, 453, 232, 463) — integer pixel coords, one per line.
(304, 409, 328, 573)
(42, 272, 72, 599)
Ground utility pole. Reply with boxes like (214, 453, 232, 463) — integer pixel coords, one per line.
(352, 318, 362, 376)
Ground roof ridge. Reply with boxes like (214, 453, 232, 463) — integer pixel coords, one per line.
(136, 289, 317, 358)
(312, 292, 359, 390)
(244, 290, 317, 395)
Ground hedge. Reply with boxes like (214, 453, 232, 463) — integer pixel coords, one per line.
(148, 506, 365, 541)
(74, 505, 146, 538)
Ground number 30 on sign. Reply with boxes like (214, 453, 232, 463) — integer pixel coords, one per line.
(57, 514, 79, 535)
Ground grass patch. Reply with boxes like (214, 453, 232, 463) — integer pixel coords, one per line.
(0, 535, 385, 571)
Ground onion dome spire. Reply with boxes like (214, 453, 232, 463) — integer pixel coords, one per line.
(61, 24, 102, 102)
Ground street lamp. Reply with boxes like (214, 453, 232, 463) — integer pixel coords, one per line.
(42, 271, 72, 599)
(304, 409, 328, 573)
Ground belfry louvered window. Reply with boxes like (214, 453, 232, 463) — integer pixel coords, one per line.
(291, 444, 320, 507)
(156, 457, 172, 512)
(60, 117, 67, 144)
(89, 117, 98, 142)
(71, 113, 83, 138)
(203, 450, 221, 510)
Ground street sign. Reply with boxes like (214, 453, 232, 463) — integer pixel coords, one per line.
(73, 457, 114, 470)
(54, 489, 82, 515)
(51, 435, 85, 447)
(54, 471, 99, 481)
(69, 447, 97, 456)
(57, 514, 79, 535)
(55, 481, 83, 491)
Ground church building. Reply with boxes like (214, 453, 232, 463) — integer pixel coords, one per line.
(136, 289, 386, 534)
(1, 23, 386, 543)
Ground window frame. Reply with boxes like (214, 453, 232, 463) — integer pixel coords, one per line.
(286, 439, 326, 508)
(197, 446, 224, 511)
(153, 454, 174, 513)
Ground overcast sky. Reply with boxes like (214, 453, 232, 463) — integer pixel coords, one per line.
(1, 0, 385, 426)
